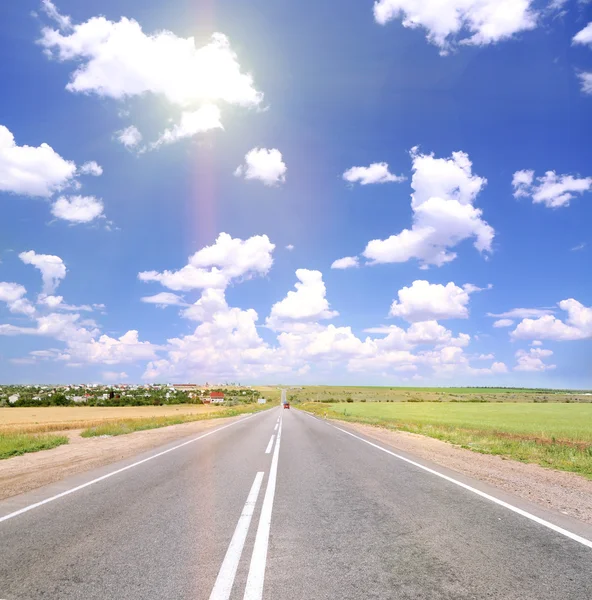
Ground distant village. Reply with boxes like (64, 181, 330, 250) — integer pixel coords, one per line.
(0, 383, 270, 407)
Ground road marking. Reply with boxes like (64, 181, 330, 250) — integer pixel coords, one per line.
(273, 422, 278, 432)
(0, 414, 258, 525)
(209, 472, 265, 600)
(243, 416, 282, 599)
(265, 434, 275, 454)
(332, 424, 592, 550)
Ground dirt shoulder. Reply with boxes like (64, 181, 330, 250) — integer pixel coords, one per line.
(340, 420, 592, 526)
(0, 414, 245, 501)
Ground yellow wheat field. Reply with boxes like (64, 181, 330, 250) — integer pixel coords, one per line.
(0, 405, 221, 434)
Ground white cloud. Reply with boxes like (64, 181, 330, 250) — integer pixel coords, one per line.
(139, 233, 275, 292)
(37, 294, 92, 312)
(0, 124, 77, 198)
(40, 0, 71, 30)
(0, 282, 35, 316)
(266, 269, 338, 331)
(363, 148, 493, 267)
(573, 22, 592, 46)
(512, 169, 592, 208)
(488, 307, 554, 319)
(571, 242, 586, 251)
(0, 308, 159, 366)
(234, 148, 286, 186)
(51, 195, 104, 223)
(66, 330, 160, 365)
(476, 353, 494, 360)
(511, 299, 592, 341)
(531, 340, 543, 346)
(515, 347, 556, 372)
(373, 0, 538, 54)
(285, 244, 294, 251)
(39, 9, 263, 144)
(39, 20, 262, 107)
(342, 162, 405, 185)
(19, 250, 66, 294)
(117, 125, 143, 148)
(331, 256, 359, 269)
(103, 371, 128, 382)
(493, 318, 514, 328)
(491, 361, 508, 374)
(152, 104, 223, 148)
(578, 72, 592, 95)
(141, 292, 187, 307)
(389, 280, 482, 322)
(79, 161, 103, 176)
(144, 290, 277, 381)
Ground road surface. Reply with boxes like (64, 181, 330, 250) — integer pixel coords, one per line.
(1, 406, 591, 599)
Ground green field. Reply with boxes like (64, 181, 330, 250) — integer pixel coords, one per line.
(302, 400, 592, 478)
(286, 385, 592, 404)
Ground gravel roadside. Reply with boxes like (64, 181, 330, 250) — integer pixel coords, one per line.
(0, 414, 247, 501)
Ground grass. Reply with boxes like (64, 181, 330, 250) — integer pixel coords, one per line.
(0, 433, 69, 460)
(80, 404, 271, 437)
(303, 401, 592, 478)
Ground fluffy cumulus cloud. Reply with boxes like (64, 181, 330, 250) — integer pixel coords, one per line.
(373, 0, 538, 54)
(0, 282, 35, 316)
(342, 162, 405, 185)
(51, 195, 104, 223)
(331, 256, 359, 269)
(234, 148, 286, 186)
(512, 169, 592, 208)
(152, 105, 223, 148)
(116, 125, 143, 148)
(79, 161, 103, 176)
(511, 299, 592, 341)
(139, 232, 275, 292)
(363, 148, 494, 268)
(514, 347, 556, 372)
(0, 124, 77, 197)
(389, 280, 484, 322)
(38, 5, 263, 145)
(138, 248, 504, 380)
(19, 250, 66, 294)
(266, 269, 338, 331)
(0, 308, 159, 366)
(573, 22, 592, 46)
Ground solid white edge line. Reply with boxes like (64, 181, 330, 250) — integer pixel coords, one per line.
(331, 424, 592, 550)
(0, 413, 258, 525)
(265, 435, 275, 454)
(243, 416, 282, 600)
(209, 471, 265, 600)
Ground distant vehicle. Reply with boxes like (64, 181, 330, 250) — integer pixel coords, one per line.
(283, 402, 290, 409)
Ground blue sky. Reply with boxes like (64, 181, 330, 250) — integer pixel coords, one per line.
(0, 0, 591, 386)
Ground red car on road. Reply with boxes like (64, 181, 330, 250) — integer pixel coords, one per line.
(283, 402, 290, 409)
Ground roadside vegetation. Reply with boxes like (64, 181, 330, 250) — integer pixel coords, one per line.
(302, 400, 592, 478)
(0, 433, 69, 460)
(80, 404, 270, 437)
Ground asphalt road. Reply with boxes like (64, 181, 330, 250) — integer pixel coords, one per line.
(1, 406, 591, 599)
